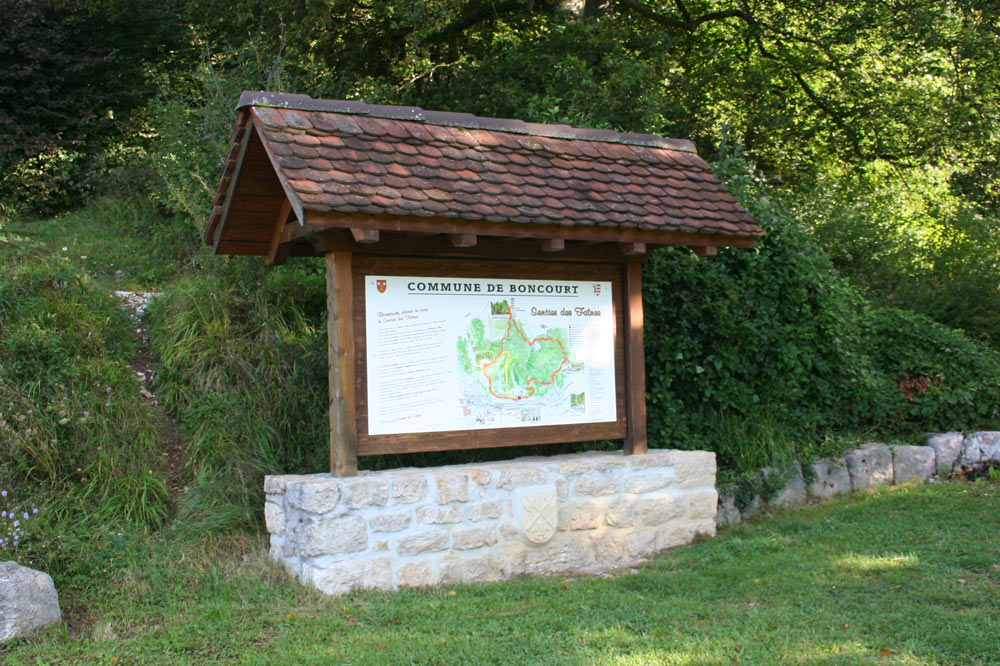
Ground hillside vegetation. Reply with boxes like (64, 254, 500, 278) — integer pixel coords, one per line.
(1, 0, 998, 582)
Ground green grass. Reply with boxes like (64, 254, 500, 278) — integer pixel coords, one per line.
(3, 194, 197, 291)
(2, 481, 998, 665)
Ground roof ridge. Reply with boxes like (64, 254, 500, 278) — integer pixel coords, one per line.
(238, 91, 696, 153)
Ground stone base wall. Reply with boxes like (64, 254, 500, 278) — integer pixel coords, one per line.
(264, 449, 717, 596)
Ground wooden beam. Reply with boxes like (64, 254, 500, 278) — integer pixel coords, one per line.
(265, 198, 292, 266)
(307, 210, 759, 250)
(538, 238, 565, 252)
(351, 228, 380, 244)
(326, 251, 358, 476)
(691, 245, 717, 257)
(448, 233, 477, 248)
(313, 229, 651, 263)
(621, 242, 646, 256)
(622, 262, 648, 456)
(210, 116, 255, 250)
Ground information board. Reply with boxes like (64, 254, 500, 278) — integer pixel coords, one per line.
(364, 275, 617, 435)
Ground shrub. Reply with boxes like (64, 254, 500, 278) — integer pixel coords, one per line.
(0, 246, 169, 529)
(863, 306, 1000, 430)
(147, 257, 328, 532)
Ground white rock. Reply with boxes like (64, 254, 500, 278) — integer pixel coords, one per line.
(807, 458, 851, 499)
(764, 462, 807, 507)
(892, 445, 936, 484)
(846, 443, 893, 491)
(1, 562, 61, 642)
(715, 492, 741, 526)
(926, 432, 964, 473)
(967, 432, 1000, 461)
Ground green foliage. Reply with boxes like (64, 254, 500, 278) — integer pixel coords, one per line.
(146, 258, 329, 531)
(864, 307, 1000, 430)
(0, 0, 189, 214)
(0, 243, 169, 530)
(643, 151, 1000, 473)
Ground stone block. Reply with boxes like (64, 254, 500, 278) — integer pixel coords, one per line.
(417, 506, 463, 525)
(807, 459, 851, 499)
(369, 512, 412, 533)
(490, 545, 527, 578)
(522, 540, 591, 575)
(466, 500, 503, 522)
(739, 494, 763, 521)
(500, 522, 520, 540)
(392, 476, 428, 504)
(440, 556, 499, 585)
(604, 497, 636, 527)
(346, 478, 388, 509)
(960, 434, 981, 465)
(927, 432, 964, 472)
(624, 530, 659, 559)
(846, 443, 893, 491)
(469, 469, 493, 486)
(573, 475, 620, 497)
(436, 473, 470, 504)
(593, 533, 625, 563)
(264, 501, 286, 535)
(626, 450, 674, 470)
(715, 492, 741, 526)
(684, 488, 719, 520)
(568, 500, 601, 530)
(558, 460, 595, 476)
(265, 473, 318, 494)
(968, 431, 1000, 461)
(657, 521, 699, 550)
(398, 561, 437, 588)
(305, 557, 392, 596)
(892, 445, 936, 484)
(764, 463, 807, 508)
(636, 495, 683, 526)
(672, 451, 716, 489)
(624, 471, 674, 494)
(295, 517, 367, 557)
(496, 466, 547, 490)
(593, 456, 627, 471)
(399, 531, 450, 556)
(286, 480, 341, 515)
(1, 562, 61, 642)
(453, 526, 499, 550)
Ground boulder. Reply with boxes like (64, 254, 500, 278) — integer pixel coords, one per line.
(764, 462, 807, 507)
(1, 561, 61, 642)
(926, 432, 964, 473)
(807, 458, 851, 499)
(891, 445, 936, 484)
(966, 432, 1000, 462)
(846, 443, 893, 491)
(715, 492, 741, 526)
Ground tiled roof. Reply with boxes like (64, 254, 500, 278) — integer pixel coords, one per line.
(208, 92, 761, 253)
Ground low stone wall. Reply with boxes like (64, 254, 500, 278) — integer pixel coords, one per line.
(717, 431, 1000, 525)
(264, 449, 717, 596)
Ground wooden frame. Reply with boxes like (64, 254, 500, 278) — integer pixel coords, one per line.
(323, 252, 652, 469)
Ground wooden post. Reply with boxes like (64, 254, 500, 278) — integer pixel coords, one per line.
(623, 262, 648, 455)
(326, 251, 358, 476)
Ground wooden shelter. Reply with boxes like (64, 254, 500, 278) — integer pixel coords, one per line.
(207, 91, 762, 476)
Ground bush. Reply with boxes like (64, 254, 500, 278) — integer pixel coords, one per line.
(864, 306, 1000, 430)
(0, 245, 169, 529)
(147, 257, 328, 531)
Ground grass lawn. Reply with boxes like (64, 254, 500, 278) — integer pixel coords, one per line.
(2, 480, 998, 665)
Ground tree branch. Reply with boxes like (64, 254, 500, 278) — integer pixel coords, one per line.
(616, 0, 746, 31)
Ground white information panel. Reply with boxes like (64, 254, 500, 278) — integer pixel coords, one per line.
(365, 275, 617, 435)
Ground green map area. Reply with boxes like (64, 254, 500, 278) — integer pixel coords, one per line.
(458, 305, 570, 402)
